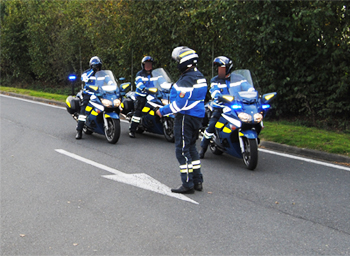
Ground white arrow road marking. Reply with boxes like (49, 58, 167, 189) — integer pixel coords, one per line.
(55, 149, 199, 205)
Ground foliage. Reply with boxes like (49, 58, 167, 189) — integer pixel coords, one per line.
(1, 0, 349, 130)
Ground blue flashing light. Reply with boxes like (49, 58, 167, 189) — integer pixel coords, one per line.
(68, 75, 77, 81)
(262, 104, 270, 109)
(231, 104, 242, 110)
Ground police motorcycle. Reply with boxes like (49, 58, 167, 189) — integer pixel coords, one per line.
(119, 68, 175, 142)
(203, 69, 276, 170)
(65, 70, 121, 144)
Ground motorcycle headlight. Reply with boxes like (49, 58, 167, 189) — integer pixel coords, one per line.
(238, 112, 252, 123)
(101, 99, 113, 107)
(161, 99, 169, 105)
(254, 113, 263, 123)
(113, 99, 121, 107)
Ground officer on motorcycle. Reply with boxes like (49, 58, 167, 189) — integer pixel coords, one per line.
(156, 47, 207, 194)
(199, 56, 255, 158)
(129, 56, 158, 138)
(76, 56, 102, 139)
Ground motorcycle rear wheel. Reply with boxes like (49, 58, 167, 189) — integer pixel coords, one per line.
(209, 143, 224, 155)
(242, 138, 258, 170)
(104, 119, 120, 144)
(136, 126, 145, 134)
(163, 119, 175, 143)
(83, 126, 93, 135)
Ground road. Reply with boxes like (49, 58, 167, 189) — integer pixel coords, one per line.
(1, 95, 350, 255)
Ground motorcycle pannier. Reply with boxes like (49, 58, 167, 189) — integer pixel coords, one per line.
(121, 98, 134, 114)
(65, 96, 80, 114)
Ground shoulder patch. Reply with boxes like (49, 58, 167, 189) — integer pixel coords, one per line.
(179, 91, 186, 98)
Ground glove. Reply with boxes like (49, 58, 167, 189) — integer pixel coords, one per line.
(81, 73, 89, 82)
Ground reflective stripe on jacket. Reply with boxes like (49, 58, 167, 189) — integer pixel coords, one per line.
(160, 68, 207, 118)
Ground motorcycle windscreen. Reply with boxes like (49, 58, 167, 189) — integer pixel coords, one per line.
(95, 70, 119, 93)
(152, 68, 173, 93)
(229, 70, 255, 97)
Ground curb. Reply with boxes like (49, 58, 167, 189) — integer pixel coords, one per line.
(259, 141, 350, 165)
(2, 91, 350, 165)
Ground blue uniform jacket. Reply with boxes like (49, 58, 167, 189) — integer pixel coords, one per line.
(159, 68, 207, 118)
(135, 70, 159, 97)
(81, 69, 97, 95)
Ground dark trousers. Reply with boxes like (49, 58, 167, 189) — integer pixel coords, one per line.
(200, 108, 222, 149)
(174, 114, 203, 188)
(130, 96, 147, 132)
(76, 93, 91, 131)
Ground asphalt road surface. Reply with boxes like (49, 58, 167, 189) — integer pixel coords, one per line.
(1, 95, 349, 255)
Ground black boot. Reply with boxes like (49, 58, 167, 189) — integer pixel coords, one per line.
(171, 185, 195, 194)
(76, 130, 82, 140)
(129, 131, 136, 138)
(194, 182, 203, 191)
(199, 147, 207, 159)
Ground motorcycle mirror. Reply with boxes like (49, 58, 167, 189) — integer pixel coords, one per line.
(120, 82, 131, 93)
(222, 95, 234, 102)
(262, 92, 277, 103)
(148, 88, 158, 94)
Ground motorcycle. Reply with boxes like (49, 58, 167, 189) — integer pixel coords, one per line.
(65, 70, 121, 144)
(202, 69, 276, 170)
(119, 68, 175, 142)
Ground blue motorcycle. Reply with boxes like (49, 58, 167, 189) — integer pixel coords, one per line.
(203, 69, 276, 170)
(119, 68, 175, 142)
(65, 70, 121, 144)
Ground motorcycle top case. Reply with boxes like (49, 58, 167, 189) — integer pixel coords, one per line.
(65, 96, 80, 114)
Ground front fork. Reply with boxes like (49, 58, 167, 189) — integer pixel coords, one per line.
(238, 129, 259, 154)
(103, 112, 109, 130)
(238, 131, 245, 154)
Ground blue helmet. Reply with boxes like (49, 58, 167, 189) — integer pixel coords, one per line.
(172, 46, 198, 73)
(89, 56, 102, 71)
(141, 56, 154, 70)
(213, 56, 233, 75)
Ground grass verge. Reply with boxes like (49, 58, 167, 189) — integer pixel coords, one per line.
(1, 86, 349, 157)
(0, 86, 67, 102)
(260, 121, 349, 157)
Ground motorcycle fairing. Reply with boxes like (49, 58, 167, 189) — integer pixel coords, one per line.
(213, 116, 242, 158)
(140, 100, 164, 135)
(239, 130, 258, 139)
(104, 112, 119, 119)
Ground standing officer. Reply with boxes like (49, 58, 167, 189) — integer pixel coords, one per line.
(199, 56, 255, 158)
(76, 56, 102, 139)
(156, 46, 207, 194)
(129, 56, 158, 138)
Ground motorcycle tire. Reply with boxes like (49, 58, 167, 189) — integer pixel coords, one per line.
(209, 143, 224, 155)
(104, 119, 121, 144)
(83, 126, 93, 135)
(242, 138, 258, 170)
(163, 119, 175, 143)
(136, 126, 145, 134)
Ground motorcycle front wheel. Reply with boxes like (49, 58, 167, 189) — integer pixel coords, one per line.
(242, 138, 258, 170)
(104, 119, 121, 144)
